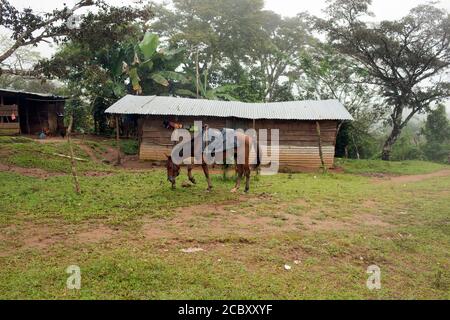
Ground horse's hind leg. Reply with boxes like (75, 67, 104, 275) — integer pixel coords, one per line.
(244, 165, 251, 193)
(231, 164, 244, 193)
(187, 165, 196, 184)
(202, 162, 213, 191)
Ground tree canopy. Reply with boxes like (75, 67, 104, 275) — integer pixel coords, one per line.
(0, 0, 448, 162)
(317, 0, 450, 160)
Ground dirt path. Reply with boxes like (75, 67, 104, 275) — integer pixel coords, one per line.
(0, 193, 396, 255)
(76, 143, 101, 163)
(0, 162, 65, 178)
(372, 169, 450, 184)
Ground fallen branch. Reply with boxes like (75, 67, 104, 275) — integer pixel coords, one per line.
(52, 153, 88, 162)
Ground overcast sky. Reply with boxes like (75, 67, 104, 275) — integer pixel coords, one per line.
(2, 0, 450, 112)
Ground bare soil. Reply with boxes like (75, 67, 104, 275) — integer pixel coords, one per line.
(0, 162, 65, 178)
(0, 194, 396, 254)
(371, 169, 450, 184)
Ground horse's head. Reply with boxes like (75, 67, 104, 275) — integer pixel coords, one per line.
(166, 155, 180, 189)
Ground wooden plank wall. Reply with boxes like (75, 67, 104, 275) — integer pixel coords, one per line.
(257, 120, 337, 169)
(139, 116, 338, 169)
(0, 104, 20, 135)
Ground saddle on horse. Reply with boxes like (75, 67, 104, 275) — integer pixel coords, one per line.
(204, 128, 242, 154)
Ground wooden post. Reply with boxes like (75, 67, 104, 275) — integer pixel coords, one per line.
(25, 106, 30, 134)
(67, 115, 81, 194)
(116, 115, 121, 165)
(196, 48, 200, 99)
(316, 121, 326, 173)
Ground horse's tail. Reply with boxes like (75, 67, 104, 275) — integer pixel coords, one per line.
(256, 142, 261, 168)
(254, 142, 261, 175)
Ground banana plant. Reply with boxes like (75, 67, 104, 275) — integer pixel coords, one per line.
(174, 67, 239, 101)
(122, 33, 188, 95)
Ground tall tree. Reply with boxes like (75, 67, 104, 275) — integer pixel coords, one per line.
(0, 0, 94, 66)
(151, 0, 311, 102)
(423, 104, 450, 143)
(0, 0, 152, 75)
(422, 104, 450, 162)
(0, 34, 59, 93)
(297, 44, 387, 158)
(41, 30, 185, 133)
(298, 44, 385, 122)
(251, 12, 312, 101)
(121, 32, 188, 95)
(318, 0, 450, 160)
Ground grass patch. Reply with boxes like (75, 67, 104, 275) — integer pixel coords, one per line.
(0, 136, 449, 299)
(335, 158, 448, 175)
(0, 138, 111, 173)
(0, 136, 35, 144)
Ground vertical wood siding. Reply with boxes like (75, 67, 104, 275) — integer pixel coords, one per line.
(139, 116, 338, 169)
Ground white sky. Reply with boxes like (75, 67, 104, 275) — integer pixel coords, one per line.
(2, 0, 450, 112)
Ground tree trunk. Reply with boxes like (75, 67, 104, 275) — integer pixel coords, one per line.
(382, 106, 404, 161)
(351, 133, 360, 160)
(382, 124, 402, 161)
(316, 121, 326, 172)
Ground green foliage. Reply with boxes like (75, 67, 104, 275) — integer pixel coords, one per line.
(0, 136, 34, 144)
(139, 33, 159, 60)
(0, 137, 110, 173)
(152, 0, 312, 102)
(336, 122, 380, 159)
(65, 97, 92, 133)
(121, 32, 186, 95)
(39, 7, 153, 134)
(335, 158, 447, 175)
(319, 0, 450, 160)
(421, 105, 450, 163)
(110, 139, 139, 156)
(423, 105, 450, 143)
(390, 126, 424, 161)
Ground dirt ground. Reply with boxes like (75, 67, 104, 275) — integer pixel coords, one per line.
(2, 135, 450, 263)
(371, 169, 450, 183)
(1, 136, 450, 299)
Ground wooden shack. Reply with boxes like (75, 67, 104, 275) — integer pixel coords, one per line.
(0, 89, 66, 136)
(106, 95, 353, 170)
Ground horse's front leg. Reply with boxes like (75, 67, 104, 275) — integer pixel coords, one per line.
(187, 165, 196, 184)
(201, 162, 213, 191)
(231, 164, 244, 193)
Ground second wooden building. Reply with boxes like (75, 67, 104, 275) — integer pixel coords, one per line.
(106, 95, 353, 170)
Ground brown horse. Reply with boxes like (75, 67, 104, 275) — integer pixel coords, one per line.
(166, 130, 260, 193)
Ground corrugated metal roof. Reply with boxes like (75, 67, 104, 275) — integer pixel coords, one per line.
(105, 95, 353, 121)
(0, 88, 67, 100)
